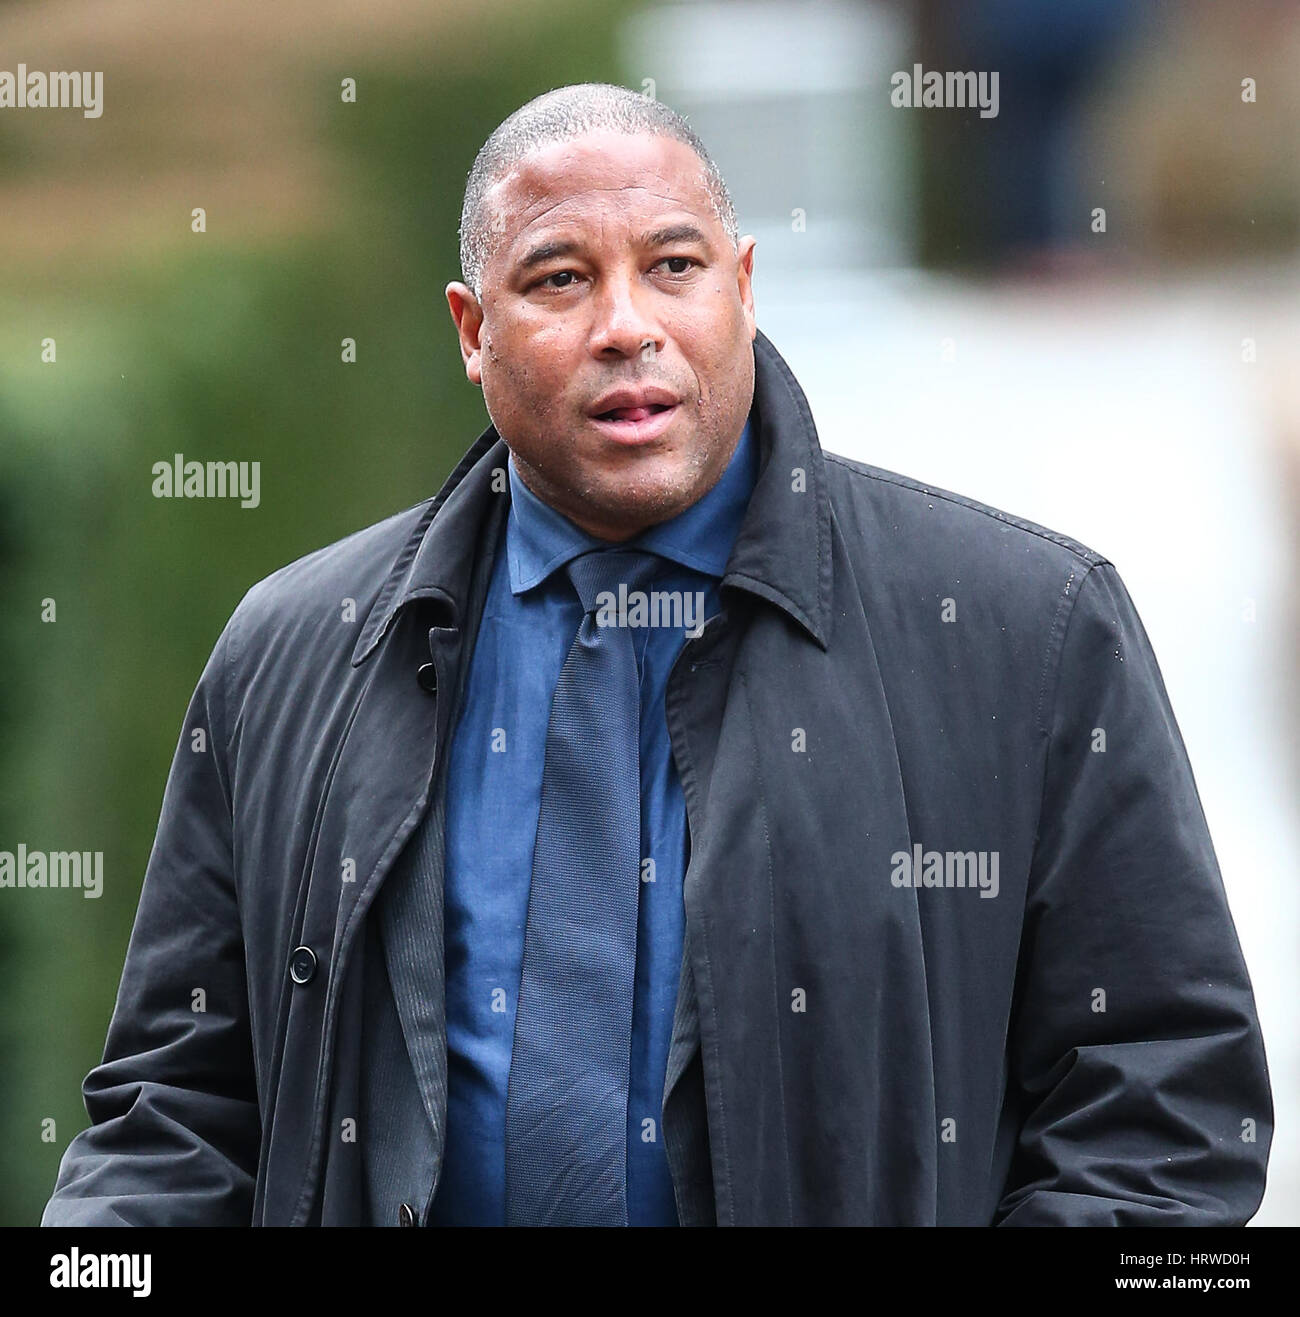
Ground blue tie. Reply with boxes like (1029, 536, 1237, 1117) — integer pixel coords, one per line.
(504, 547, 663, 1226)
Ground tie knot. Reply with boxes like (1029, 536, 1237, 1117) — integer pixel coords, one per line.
(564, 548, 663, 615)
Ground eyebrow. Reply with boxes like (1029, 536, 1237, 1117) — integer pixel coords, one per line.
(643, 222, 711, 250)
(514, 222, 712, 272)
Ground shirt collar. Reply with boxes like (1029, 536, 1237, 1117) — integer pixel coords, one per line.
(506, 415, 758, 596)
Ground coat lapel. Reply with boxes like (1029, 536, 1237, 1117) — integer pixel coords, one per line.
(375, 484, 507, 1143)
(662, 328, 834, 1119)
(290, 430, 509, 1221)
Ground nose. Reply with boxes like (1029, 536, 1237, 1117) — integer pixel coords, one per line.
(588, 270, 665, 361)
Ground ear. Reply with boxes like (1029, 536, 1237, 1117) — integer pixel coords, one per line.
(446, 282, 485, 385)
(735, 235, 757, 340)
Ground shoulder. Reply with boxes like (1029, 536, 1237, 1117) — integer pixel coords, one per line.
(223, 498, 433, 658)
(821, 448, 1109, 595)
(819, 451, 1137, 741)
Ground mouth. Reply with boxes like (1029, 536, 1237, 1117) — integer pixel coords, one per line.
(587, 402, 679, 444)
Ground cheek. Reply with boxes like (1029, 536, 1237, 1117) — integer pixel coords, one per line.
(483, 354, 567, 430)
(488, 321, 572, 388)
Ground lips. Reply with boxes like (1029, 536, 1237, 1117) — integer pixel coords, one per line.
(596, 403, 670, 423)
(587, 401, 680, 445)
(587, 384, 681, 420)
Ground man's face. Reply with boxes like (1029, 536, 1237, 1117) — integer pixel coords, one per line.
(446, 130, 757, 542)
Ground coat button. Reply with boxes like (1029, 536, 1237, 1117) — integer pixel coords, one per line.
(397, 1202, 417, 1226)
(416, 663, 438, 694)
(289, 945, 317, 985)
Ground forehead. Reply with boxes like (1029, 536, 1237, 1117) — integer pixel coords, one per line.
(488, 130, 718, 248)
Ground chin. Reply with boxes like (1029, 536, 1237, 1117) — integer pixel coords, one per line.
(601, 486, 697, 528)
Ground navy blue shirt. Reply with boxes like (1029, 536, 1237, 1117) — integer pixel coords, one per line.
(431, 417, 758, 1225)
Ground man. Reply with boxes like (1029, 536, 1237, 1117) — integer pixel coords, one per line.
(43, 82, 1271, 1227)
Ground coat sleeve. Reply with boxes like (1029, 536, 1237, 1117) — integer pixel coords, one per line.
(994, 561, 1273, 1226)
(41, 611, 261, 1225)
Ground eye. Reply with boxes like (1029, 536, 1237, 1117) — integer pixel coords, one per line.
(656, 256, 697, 276)
(537, 269, 580, 290)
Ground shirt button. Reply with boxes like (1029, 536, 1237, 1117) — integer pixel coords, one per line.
(397, 1202, 417, 1226)
(288, 945, 317, 985)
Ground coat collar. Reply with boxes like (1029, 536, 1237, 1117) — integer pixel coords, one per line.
(351, 327, 833, 666)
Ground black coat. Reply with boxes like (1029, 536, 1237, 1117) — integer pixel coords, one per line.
(43, 330, 1273, 1225)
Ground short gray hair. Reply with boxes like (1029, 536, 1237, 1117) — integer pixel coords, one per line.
(458, 82, 738, 298)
